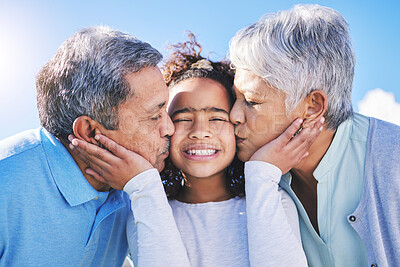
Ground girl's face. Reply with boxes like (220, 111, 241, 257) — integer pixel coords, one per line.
(168, 78, 236, 179)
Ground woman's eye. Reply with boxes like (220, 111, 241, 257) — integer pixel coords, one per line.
(244, 99, 259, 106)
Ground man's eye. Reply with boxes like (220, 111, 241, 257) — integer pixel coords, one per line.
(151, 114, 162, 121)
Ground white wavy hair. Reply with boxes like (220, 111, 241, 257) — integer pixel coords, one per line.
(229, 4, 355, 129)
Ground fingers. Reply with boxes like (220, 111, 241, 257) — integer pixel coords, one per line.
(276, 118, 303, 146)
(299, 151, 310, 161)
(287, 117, 325, 155)
(67, 134, 139, 190)
(67, 137, 108, 183)
(94, 134, 153, 170)
(95, 134, 129, 158)
(70, 144, 113, 177)
(69, 135, 117, 165)
(68, 136, 116, 175)
(85, 168, 107, 184)
(313, 117, 325, 131)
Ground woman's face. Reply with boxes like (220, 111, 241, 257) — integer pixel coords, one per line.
(230, 68, 302, 162)
(168, 78, 236, 179)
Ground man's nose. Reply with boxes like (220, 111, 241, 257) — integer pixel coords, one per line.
(161, 113, 175, 137)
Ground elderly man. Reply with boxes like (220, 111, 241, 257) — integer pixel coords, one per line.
(0, 26, 188, 266)
(229, 4, 400, 267)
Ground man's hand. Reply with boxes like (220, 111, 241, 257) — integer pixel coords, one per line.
(68, 134, 153, 190)
(250, 117, 325, 174)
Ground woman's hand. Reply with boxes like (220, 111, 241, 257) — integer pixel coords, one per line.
(249, 117, 325, 174)
(68, 134, 154, 190)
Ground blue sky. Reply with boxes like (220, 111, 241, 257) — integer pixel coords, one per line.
(0, 0, 399, 140)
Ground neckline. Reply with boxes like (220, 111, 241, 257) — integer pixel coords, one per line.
(170, 196, 242, 206)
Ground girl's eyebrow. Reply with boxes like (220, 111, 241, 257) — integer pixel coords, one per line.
(170, 107, 229, 117)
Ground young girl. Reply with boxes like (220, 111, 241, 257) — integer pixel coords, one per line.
(159, 34, 309, 266)
(69, 35, 322, 266)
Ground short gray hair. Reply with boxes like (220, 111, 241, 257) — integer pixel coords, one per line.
(229, 4, 355, 129)
(36, 26, 162, 141)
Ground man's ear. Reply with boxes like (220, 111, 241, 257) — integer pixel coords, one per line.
(302, 90, 328, 128)
(72, 116, 103, 145)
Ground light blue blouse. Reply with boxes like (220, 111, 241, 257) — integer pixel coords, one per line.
(280, 113, 369, 266)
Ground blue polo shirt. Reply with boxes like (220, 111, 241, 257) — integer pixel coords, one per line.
(0, 128, 130, 267)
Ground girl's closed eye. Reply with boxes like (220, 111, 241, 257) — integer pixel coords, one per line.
(173, 117, 192, 123)
(210, 117, 228, 122)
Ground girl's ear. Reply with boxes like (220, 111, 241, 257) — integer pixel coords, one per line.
(301, 90, 328, 128)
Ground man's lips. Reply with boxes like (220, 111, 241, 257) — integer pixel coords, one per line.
(160, 139, 171, 155)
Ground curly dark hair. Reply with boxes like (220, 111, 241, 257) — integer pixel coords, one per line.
(162, 33, 235, 104)
(159, 32, 245, 199)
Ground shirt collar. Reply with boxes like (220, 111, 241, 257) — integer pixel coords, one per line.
(313, 115, 354, 181)
(280, 172, 292, 188)
(40, 128, 100, 206)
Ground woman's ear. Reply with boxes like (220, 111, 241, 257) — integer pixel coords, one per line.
(302, 90, 328, 128)
(72, 116, 103, 145)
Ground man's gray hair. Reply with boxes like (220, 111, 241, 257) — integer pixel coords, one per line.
(36, 26, 162, 141)
(229, 4, 355, 129)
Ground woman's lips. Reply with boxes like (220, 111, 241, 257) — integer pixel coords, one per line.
(235, 137, 245, 145)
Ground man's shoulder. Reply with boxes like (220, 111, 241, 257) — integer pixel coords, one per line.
(0, 128, 42, 161)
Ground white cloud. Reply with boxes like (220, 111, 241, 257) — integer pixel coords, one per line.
(357, 88, 400, 126)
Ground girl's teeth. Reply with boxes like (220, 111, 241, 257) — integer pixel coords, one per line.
(187, 149, 216, 156)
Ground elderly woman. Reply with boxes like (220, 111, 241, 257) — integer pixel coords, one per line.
(229, 4, 400, 267)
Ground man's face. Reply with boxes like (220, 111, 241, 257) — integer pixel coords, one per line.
(230, 68, 302, 162)
(102, 66, 174, 171)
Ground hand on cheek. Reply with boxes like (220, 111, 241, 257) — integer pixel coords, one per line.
(250, 117, 324, 174)
(68, 134, 154, 190)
